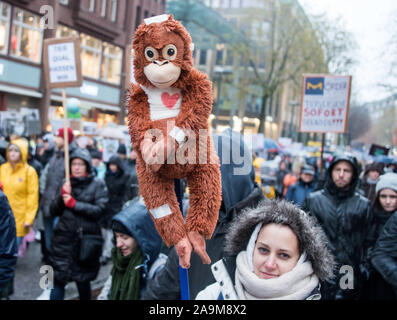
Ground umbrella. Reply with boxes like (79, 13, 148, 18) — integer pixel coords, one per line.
(95, 126, 126, 140)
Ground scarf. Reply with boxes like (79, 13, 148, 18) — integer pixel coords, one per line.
(234, 251, 319, 300)
(110, 247, 143, 300)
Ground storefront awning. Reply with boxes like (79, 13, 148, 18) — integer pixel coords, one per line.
(50, 94, 121, 112)
(0, 84, 43, 98)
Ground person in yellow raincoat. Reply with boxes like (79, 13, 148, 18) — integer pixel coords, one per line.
(0, 138, 39, 246)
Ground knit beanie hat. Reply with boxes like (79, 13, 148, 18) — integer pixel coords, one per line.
(376, 172, 397, 194)
(112, 220, 132, 237)
(117, 144, 127, 155)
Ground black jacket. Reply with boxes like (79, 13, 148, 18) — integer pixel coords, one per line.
(142, 129, 265, 300)
(102, 155, 132, 228)
(0, 190, 17, 297)
(303, 154, 371, 300)
(49, 148, 108, 285)
(39, 144, 76, 219)
(371, 211, 397, 297)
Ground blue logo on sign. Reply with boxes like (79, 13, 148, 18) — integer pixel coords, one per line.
(305, 78, 324, 95)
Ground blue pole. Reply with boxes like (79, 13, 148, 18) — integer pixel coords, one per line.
(174, 179, 190, 300)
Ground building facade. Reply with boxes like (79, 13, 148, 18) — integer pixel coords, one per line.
(0, 0, 165, 135)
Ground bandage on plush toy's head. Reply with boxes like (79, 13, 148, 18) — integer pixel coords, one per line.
(132, 14, 194, 88)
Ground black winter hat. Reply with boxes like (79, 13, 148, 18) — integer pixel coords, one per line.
(112, 220, 132, 237)
(117, 144, 127, 155)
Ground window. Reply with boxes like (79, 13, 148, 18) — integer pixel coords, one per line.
(10, 8, 43, 63)
(80, 33, 102, 78)
(101, 43, 122, 84)
(135, 6, 141, 30)
(0, 2, 10, 54)
(56, 24, 78, 38)
(110, 0, 117, 22)
(59, 0, 69, 5)
(89, 0, 96, 12)
(199, 49, 207, 65)
(101, 0, 107, 17)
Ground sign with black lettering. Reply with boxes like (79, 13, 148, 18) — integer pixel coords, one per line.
(299, 74, 352, 133)
(43, 37, 82, 88)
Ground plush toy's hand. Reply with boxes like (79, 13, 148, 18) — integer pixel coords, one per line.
(175, 236, 192, 269)
(188, 231, 211, 265)
(140, 138, 161, 172)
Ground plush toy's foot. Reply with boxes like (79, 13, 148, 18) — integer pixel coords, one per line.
(188, 231, 211, 265)
(175, 237, 192, 269)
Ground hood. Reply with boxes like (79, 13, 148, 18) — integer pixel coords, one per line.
(112, 198, 162, 270)
(7, 138, 29, 163)
(224, 199, 336, 281)
(70, 147, 92, 173)
(212, 129, 255, 222)
(106, 154, 125, 174)
(324, 153, 359, 198)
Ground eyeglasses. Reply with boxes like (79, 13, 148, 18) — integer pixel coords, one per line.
(8, 147, 20, 152)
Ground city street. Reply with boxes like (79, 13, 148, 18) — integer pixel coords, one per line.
(9, 235, 112, 300)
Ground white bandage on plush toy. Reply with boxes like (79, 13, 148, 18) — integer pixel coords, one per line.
(169, 126, 187, 146)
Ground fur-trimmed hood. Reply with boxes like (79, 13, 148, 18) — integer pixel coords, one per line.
(224, 200, 336, 281)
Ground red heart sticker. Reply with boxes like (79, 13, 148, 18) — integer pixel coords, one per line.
(161, 92, 180, 109)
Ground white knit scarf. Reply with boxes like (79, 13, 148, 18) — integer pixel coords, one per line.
(234, 250, 319, 300)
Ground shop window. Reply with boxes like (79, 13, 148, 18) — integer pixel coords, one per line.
(80, 33, 102, 79)
(0, 2, 10, 54)
(10, 8, 43, 63)
(56, 24, 78, 38)
(101, 42, 122, 84)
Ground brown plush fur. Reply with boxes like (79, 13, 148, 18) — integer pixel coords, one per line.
(127, 16, 222, 261)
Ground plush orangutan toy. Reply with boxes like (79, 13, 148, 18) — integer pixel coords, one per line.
(127, 14, 222, 268)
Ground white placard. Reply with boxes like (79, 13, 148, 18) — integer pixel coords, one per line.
(299, 75, 352, 133)
(48, 42, 77, 83)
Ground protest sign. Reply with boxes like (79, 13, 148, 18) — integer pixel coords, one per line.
(299, 74, 352, 133)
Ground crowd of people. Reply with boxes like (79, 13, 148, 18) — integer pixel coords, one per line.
(0, 127, 397, 301)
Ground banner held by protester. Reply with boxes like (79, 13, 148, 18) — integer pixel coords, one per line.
(43, 37, 82, 184)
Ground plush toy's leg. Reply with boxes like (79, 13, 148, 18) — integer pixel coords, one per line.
(186, 162, 222, 265)
(137, 162, 192, 268)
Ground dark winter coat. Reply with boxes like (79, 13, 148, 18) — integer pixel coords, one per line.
(285, 178, 315, 207)
(48, 148, 108, 285)
(112, 198, 163, 296)
(102, 155, 132, 228)
(371, 211, 397, 298)
(0, 190, 17, 297)
(142, 129, 265, 300)
(124, 159, 139, 200)
(40, 145, 76, 219)
(302, 154, 371, 300)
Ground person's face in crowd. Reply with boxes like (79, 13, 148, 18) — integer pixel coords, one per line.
(379, 189, 397, 213)
(71, 158, 87, 177)
(129, 150, 137, 161)
(368, 170, 380, 181)
(279, 161, 286, 171)
(301, 173, 314, 183)
(115, 232, 138, 256)
(8, 145, 21, 164)
(54, 136, 64, 150)
(109, 163, 118, 173)
(91, 158, 100, 167)
(117, 153, 126, 160)
(332, 161, 353, 189)
(253, 223, 300, 280)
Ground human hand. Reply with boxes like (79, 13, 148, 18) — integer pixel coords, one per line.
(63, 193, 71, 204)
(62, 182, 71, 194)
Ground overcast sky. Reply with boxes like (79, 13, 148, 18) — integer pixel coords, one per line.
(298, 0, 397, 104)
